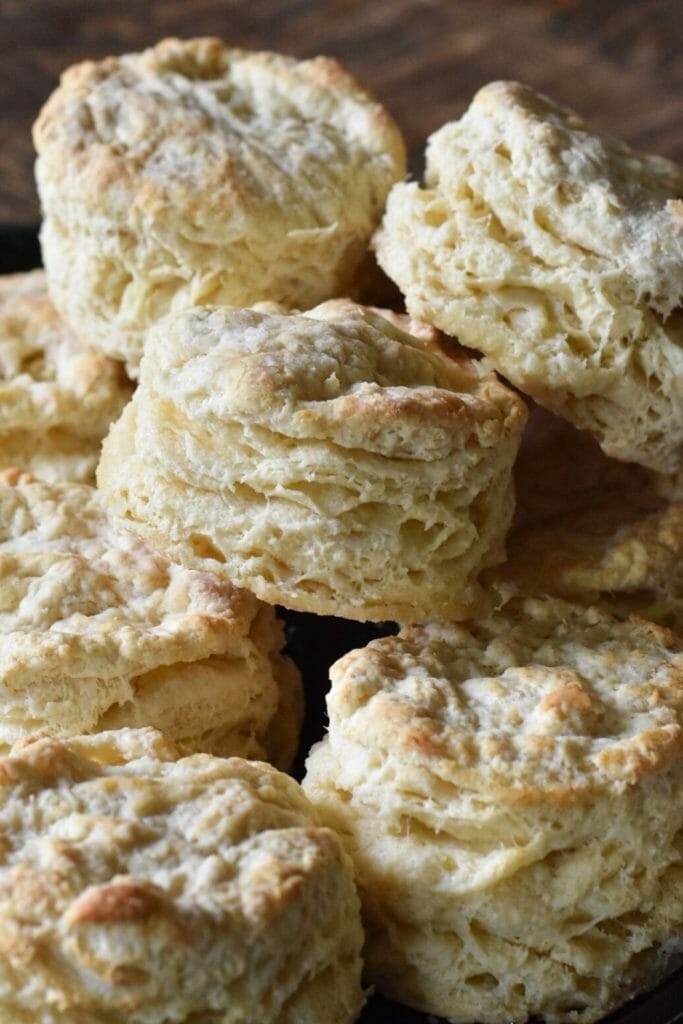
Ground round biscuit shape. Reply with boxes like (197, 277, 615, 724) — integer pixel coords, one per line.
(0, 470, 302, 767)
(0, 728, 364, 1023)
(97, 302, 526, 623)
(375, 81, 683, 474)
(304, 597, 683, 1023)
(34, 36, 407, 372)
(0, 271, 132, 482)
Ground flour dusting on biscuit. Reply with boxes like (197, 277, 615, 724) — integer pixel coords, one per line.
(0, 470, 302, 765)
(0, 729, 364, 1022)
(98, 302, 526, 623)
(34, 37, 406, 371)
(375, 80, 683, 473)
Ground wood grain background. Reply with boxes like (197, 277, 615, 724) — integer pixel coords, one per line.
(1, 0, 681, 223)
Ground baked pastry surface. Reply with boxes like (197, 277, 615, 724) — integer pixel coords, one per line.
(0, 728, 364, 1023)
(34, 36, 406, 371)
(0, 270, 131, 481)
(0, 469, 302, 766)
(489, 407, 683, 633)
(304, 596, 683, 1023)
(375, 80, 683, 474)
(97, 302, 526, 622)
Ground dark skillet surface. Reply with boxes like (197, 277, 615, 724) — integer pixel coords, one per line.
(1, 228, 681, 1024)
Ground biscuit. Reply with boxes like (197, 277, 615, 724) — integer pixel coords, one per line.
(489, 407, 683, 633)
(375, 81, 683, 474)
(0, 470, 302, 767)
(0, 428, 101, 485)
(97, 303, 526, 622)
(511, 404, 660, 531)
(252, 296, 461, 362)
(0, 270, 131, 482)
(499, 501, 683, 634)
(0, 727, 364, 1023)
(34, 36, 406, 372)
(308, 298, 445, 353)
(304, 597, 683, 1023)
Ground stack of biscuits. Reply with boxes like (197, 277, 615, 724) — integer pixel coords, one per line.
(0, 35, 680, 1024)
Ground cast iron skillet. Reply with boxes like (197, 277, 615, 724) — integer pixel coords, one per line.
(3, 226, 681, 1024)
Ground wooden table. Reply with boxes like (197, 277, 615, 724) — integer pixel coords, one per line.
(1, 0, 681, 225)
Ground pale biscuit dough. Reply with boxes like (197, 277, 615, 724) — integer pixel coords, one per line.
(0, 470, 302, 767)
(0, 270, 131, 481)
(304, 597, 683, 1023)
(97, 303, 526, 623)
(0, 728, 364, 1023)
(491, 407, 683, 633)
(375, 81, 683, 474)
(34, 36, 406, 372)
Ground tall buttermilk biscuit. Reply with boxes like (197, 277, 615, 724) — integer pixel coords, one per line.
(375, 81, 683, 474)
(34, 36, 406, 372)
(304, 598, 683, 1024)
(489, 407, 683, 633)
(0, 728, 364, 1023)
(0, 470, 302, 767)
(97, 303, 526, 623)
(0, 271, 132, 482)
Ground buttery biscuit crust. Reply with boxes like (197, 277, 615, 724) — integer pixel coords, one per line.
(0, 270, 132, 481)
(375, 80, 683, 474)
(304, 597, 683, 1023)
(0, 729, 364, 1023)
(325, 598, 683, 799)
(34, 37, 406, 370)
(491, 407, 683, 633)
(0, 471, 301, 765)
(98, 302, 526, 622)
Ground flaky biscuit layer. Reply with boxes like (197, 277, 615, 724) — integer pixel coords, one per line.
(0, 729, 364, 1023)
(491, 407, 683, 634)
(98, 303, 526, 622)
(0, 271, 131, 481)
(375, 81, 683, 474)
(34, 37, 406, 371)
(0, 471, 301, 765)
(304, 597, 683, 1022)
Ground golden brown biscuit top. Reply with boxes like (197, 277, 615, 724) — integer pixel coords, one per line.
(0, 271, 131, 437)
(305, 297, 479, 367)
(0, 470, 257, 689)
(427, 80, 683, 315)
(34, 36, 405, 228)
(0, 729, 353, 1018)
(327, 597, 683, 802)
(140, 304, 526, 461)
